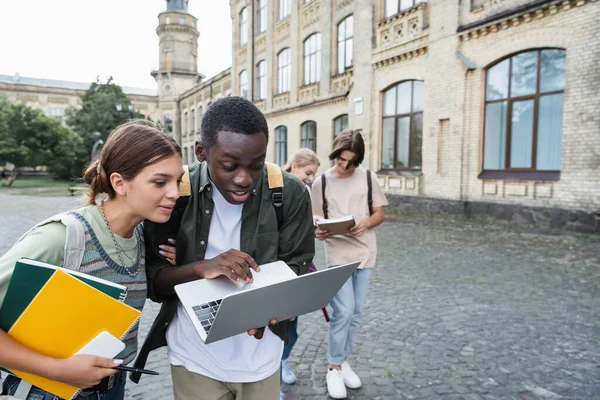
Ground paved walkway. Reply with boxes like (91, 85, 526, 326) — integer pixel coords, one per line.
(1, 192, 598, 399)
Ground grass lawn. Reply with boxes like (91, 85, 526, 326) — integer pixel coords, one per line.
(0, 175, 84, 197)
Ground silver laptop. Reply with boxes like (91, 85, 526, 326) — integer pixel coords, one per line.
(175, 260, 360, 344)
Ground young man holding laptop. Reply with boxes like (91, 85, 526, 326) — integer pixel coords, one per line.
(312, 129, 389, 399)
(132, 97, 315, 400)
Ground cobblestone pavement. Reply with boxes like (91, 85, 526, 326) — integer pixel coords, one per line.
(1, 192, 599, 400)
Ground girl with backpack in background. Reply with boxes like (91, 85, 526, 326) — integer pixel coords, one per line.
(280, 148, 320, 386)
(0, 121, 183, 400)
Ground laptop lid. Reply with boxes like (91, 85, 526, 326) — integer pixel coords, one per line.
(204, 261, 360, 344)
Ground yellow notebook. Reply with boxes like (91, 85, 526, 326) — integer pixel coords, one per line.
(8, 269, 141, 400)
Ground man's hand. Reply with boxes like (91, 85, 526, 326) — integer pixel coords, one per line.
(315, 227, 333, 241)
(247, 319, 278, 339)
(349, 218, 370, 237)
(196, 249, 260, 284)
(53, 355, 121, 389)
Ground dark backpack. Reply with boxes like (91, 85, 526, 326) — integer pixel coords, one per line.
(321, 169, 373, 219)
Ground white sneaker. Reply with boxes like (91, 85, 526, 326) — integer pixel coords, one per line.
(341, 361, 362, 389)
(281, 359, 297, 384)
(326, 368, 347, 399)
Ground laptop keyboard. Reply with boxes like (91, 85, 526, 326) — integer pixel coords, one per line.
(192, 299, 222, 334)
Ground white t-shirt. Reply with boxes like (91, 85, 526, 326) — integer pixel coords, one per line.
(166, 182, 283, 382)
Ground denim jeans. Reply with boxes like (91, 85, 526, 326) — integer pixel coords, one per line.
(327, 268, 373, 366)
(2, 373, 126, 400)
(281, 317, 298, 361)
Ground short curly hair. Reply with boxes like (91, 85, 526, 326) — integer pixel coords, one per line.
(199, 97, 269, 148)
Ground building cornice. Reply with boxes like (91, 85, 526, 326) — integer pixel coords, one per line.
(458, 0, 596, 41)
(373, 46, 428, 69)
(264, 94, 348, 117)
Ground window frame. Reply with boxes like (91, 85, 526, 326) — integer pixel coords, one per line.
(256, 60, 267, 100)
(300, 121, 317, 152)
(257, 0, 268, 34)
(275, 126, 288, 166)
(333, 114, 348, 138)
(279, 0, 291, 21)
(481, 48, 566, 181)
(191, 108, 195, 134)
(303, 33, 322, 85)
(277, 48, 291, 94)
(337, 15, 353, 74)
(239, 70, 249, 99)
(239, 7, 248, 46)
(380, 80, 424, 171)
(184, 111, 189, 135)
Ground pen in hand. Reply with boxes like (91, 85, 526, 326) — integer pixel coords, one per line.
(112, 365, 159, 375)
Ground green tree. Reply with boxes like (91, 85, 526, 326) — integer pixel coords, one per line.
(66, 77, 145, 150)
(0, 101, 85, 186)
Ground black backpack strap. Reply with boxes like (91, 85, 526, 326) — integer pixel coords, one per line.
(321, 174, 328, 220)
(367, 169, 373, 216)
(266, 162, 284, 228)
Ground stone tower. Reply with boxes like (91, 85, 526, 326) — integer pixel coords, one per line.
(153, 0, 202, 128)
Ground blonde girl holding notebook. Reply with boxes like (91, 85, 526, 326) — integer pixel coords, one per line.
(280, 148, 320, 386)
(0, 121, 184, 400)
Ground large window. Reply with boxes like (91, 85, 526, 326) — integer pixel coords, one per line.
(337, 16, 353, 74)
(191, 109, 196, 134)
(257, 0, 268, 34)
(239, 70, 248, 99)
(381, 80, 424, 169)
(275, 126, 288, 166)
(164, 114, 173, 132)
(279, 0, 291, 20)
(184, 111, 189, 135)
(385, 0, 426, 17)
(303, 33, 322, 85)
(483, 49, 566, 173)
(197, 107, 203, 135)
(256, 60, 267, 100)
(333, 114, 348, 138)
(277, 48, 291, 93)
(240, 8, 248, 45)
(301, 121, 317, 151)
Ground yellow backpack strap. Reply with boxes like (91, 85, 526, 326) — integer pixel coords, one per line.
(179, 165, 191, 197)
(266, 162, 284, 189)
(265, 162, 284, 227)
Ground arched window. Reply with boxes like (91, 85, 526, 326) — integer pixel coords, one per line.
(333, 114, 348, 138)
(337, 16, 353, 74)
(381, 80, 424, 169)
(239, 70, 248, 99)
(483, 49, 566, 174)
(275, 126, 288, 166)
(277, 48, 291, 93)
(239, 8, 248, 46)
(303, 34, 321, 85)
(257, 0, 268, 34)
(301, 121, 317, 151)
(256, 60, 267, 100)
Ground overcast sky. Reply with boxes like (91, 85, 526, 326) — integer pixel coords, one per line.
(0, 0, 232, 89)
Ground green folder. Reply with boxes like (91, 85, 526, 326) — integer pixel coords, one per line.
(0, 258, 128, 332)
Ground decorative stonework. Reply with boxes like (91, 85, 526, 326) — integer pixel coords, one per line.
(237, 46, 248, 62)
(336, 0, 354, 10)
(373, 47, 427, 69)
(377, 175, 422, 195)
(302, 0, 321, 28)
(276, 19, 291, 42)
(16, 93, 38, 102)
(48, 96, 69, 104)
(298, 83, 319, 102)
(266, 95, 347, 117)
(255, 34, 267, 54)
(331, 69, 353, 93)
(376, 3, 427, 50)
(273, 92, 290, 109)
(254, 100, 266, 112)
(459, 0, 594, 41)
(481, 180, 557, 200)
